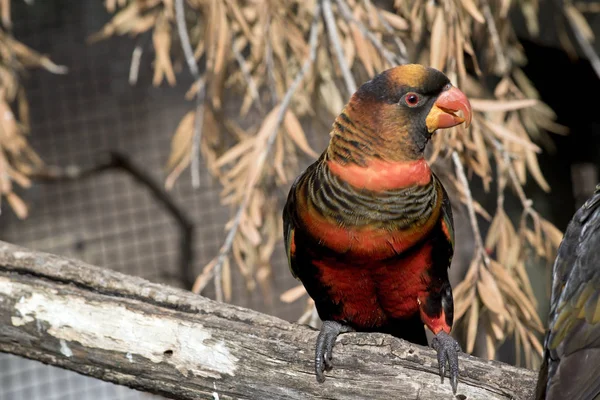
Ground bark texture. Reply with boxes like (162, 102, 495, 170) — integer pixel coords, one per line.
(0, 241, 537, 399)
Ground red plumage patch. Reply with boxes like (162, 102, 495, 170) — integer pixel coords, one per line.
(419, 304, 451, 335)
(290, 230, 296, 256)
(313, 242, 435, 329)
(327, 158, 432, 191)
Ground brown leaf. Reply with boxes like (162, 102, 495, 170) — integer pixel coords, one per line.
(541, 219, 564, 249)
(284, 111, 318, 158)
(477, 266, 507, 316)
(152, 13, 176, 86)
(485, 330, 496, 360)
(222, 256, 232, 302)
(1, 0, 10, 30)
(274, 134, 287, 183)
(6, 192, 28, 219)
(471, 99, 538, 112)
(380, 10, 409, 30)
(280, 284, 307, 303)
(481, 119, 542, 153)
(192, 259, 216, 294)
(466, 299, 479, 353)
(454, 286, 475, 321)
(166, 111, 195, 170)
(459, 0, 485, 24)
(429, 8, 447, 71)
(565, 5, 594, 42)
(215, 138, 255, 168)
(213, 0, 230, 76)
(350, 22, 374, 77)
(525, 149, 550, 192)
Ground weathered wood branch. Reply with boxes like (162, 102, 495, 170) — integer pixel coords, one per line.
(0, 241, 537, 399)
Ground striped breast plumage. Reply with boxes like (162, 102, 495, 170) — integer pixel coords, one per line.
(283, 156, 454, 333)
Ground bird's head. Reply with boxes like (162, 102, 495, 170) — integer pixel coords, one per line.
(329, 64, 471, 163)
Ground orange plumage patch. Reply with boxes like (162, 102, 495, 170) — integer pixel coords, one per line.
(419, 304, 451, 335)
(327, 158, 432, 191)
(385, 64, 428, 88)
(300, 204, 440, 260)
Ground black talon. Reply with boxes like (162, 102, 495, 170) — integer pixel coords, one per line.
(432, 331, 462, 394)
(314, 320, 353, 383)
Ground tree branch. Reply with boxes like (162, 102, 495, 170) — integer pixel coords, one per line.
(322, 0, 357, 94)
(452, 151, 490, 267)
(175, 0, 206, 189)
(0, 241, 537, 400)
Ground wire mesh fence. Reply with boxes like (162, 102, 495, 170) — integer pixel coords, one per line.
(0, 1, 304, 399)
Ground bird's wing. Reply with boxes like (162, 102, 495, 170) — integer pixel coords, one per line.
(283, 174, 302, 279)
(542, 185, 600, 400)
(282, 160, 321, 279)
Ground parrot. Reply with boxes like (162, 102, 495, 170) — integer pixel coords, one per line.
(282, 64, 472, 393)
(535, 184, 600, 400)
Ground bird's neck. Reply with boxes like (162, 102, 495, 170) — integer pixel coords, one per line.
(327, 108, 422, 163)
(325, 109, 432, 191)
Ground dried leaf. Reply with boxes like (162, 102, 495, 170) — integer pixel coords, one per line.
(215, 138, 255, 168)
(429, 8, 447, 71)
(541, 219, 564, 248)
(350, 22, 374, 77)
(380, 10, 409, 30)
(166, 111, 195, 170)
(471, 99, 537, 112)
(482, 119, 542, 153)
(565, 5, 595, 42)
(459, 0, 485, 24)
(524, 149, 550, 192)
(6, 192, 28, 219)
(284, 111, 318, 158)
(477, 266, 507, 316)
(466, 299, 479, 353)
(280, 284, 307, 303)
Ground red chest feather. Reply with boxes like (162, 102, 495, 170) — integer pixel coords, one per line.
(312, 242, 433, 328)
(300, 201, 440, 261)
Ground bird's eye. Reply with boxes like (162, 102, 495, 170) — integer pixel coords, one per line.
(405, 92, 419, 107)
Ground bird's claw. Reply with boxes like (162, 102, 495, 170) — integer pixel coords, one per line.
(431, 331, 461, 394)
(315, 321, 353, 383)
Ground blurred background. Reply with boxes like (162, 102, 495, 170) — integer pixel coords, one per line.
(0, 0, 599, 399)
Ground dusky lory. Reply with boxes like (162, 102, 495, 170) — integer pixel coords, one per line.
(282, 64, 472, 393)
(536, 184, 600, 399)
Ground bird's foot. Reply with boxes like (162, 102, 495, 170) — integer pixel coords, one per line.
(431, 331, 461, 394)
(315, 320, 354, 383)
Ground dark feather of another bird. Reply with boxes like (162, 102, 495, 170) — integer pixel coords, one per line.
(536, 184, 600, 400)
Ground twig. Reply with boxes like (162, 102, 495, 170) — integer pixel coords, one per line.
(175, 0, 199, 78)
(563, 5, 600, 80)
(175, 0, 205, 189)
(198, 1, 323, 302)
(129, 45, 143, 85)
(128, 32, 150, 85)
(364, 0, 409, 64)
(481, 0, 508, 75)
(336, 0, 402, 67)
(492, 139, 533, 211)
(452, 151, 490, 267)
(265, 18, 278, 105)
(322, 0, 357, 94)
(232, 39, 262, 112)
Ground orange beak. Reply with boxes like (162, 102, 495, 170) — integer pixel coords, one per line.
(425, 85, 472, 133)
